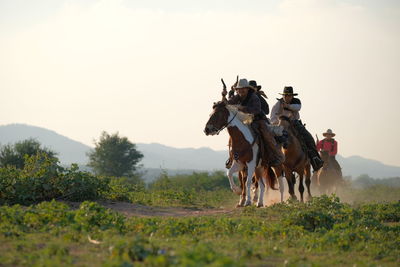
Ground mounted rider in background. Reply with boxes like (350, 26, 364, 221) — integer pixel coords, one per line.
(270, 86, 324, 172)
(248, 80, 269, 117)
(317, 129, 342, 176)
(225, 78, 284, 167)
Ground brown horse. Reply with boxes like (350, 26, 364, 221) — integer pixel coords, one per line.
(204, 101, 285, 207)
(277, 116, 312, 202)
(315, 151, 343, 194)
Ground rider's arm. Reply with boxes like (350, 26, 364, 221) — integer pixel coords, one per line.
(285, 98, 301, 112)
(270, 101, 281, 124)
(227, 95, 240, 105)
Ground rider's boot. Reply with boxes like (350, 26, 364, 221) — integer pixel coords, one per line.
(309, 150, 324, 172)
(293, 120, 323, 172)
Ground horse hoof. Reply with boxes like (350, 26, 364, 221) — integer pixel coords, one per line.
(236, 204, 244, 208)
(256, 203, 264, 208)
(244, 201, 252, 207)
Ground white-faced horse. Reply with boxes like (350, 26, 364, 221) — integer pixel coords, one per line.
(204, 101, 285, 207)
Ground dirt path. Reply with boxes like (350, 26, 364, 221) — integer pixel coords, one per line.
(64, 189, 298, 217)
(66, 201, 236, 217)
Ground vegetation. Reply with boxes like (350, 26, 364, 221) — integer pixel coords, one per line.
(0, 196, 398, 266)
(0, 143, 399, 266)
(87, 131, 143, 177)
(0, 152, 233, 208)
(0, 138, 57, 169)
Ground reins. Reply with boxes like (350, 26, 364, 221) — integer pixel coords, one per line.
(215, 111, 238, 135)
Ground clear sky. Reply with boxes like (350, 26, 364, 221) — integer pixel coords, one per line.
(1, 0, 399, 165)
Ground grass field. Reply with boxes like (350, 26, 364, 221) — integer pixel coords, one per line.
(0, 159, 399, 266)
(1, 195, 399, 266)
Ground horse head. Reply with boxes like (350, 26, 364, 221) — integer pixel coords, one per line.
(319, 150, 332, 169)
(204, 101, 230, 136)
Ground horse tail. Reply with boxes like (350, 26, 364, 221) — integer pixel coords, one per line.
(266, 167, 277, 190)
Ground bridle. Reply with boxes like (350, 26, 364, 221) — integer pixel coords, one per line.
(214, 110, 238, 135)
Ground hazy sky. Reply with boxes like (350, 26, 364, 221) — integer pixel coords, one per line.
(1, 0, 399, 166)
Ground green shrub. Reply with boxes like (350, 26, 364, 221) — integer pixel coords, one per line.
(74, 201, 126, 232)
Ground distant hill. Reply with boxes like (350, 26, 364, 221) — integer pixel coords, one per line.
(0, 124, 399, 179)
(0, 124, 90, 165)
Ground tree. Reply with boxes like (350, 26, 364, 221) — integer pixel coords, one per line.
(0, 138, 58, 169)
(87, 131, 143, 177)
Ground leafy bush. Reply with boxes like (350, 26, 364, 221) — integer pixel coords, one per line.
(74, 201, 126, 232)
(102, 176, 145, 202)
(0, 155, 110, 205)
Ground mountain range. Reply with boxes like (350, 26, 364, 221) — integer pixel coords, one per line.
(0, 124, 399, 179)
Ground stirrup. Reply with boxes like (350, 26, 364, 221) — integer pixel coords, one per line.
(225, 158, 233, 169)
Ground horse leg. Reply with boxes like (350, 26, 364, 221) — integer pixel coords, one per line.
(244, 162, 256, 206)
(304, 165, 312, 201)
(284, 168, 297, 200)
(237, 171, 246, 207)
(278, 175, 285, 203)
(272, 166, 285, 203)
(252, 169, 262, 204)
(227, 161, 243, 195)
(252, 181, 259, 204)
(298, 173, 305, 202)
(257, 175, 266, 208)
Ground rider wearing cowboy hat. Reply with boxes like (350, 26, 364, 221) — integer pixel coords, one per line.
(227, 78, 284, 166)
(249, 80, 269, 116)
(270, 86, 324, 172)
(317, 129, 342, 174)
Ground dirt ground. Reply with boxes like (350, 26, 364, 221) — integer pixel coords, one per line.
(65, 200, 237, 217)
(64, 185, 313, 217)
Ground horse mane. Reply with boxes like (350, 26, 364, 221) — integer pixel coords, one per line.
(226, 104, 254, 124)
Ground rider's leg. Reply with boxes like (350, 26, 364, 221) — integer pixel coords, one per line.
(293, 120, 323, 171)
(256, 120, 285, 166)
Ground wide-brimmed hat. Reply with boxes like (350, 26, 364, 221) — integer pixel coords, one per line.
(248, 80, 262, 91)
(235, 79, 253, 90)
(323, 129, 336, 137)
(280, 86, 298, 96)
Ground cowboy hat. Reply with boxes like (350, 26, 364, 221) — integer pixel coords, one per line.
(323, 129, 336, 137)
(279, 86, 298, 96)
(235, 78, 253, 90)
(248, 80, 262, 91)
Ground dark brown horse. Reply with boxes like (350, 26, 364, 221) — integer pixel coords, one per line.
(204, 101, 285, 207)
(315, 151, 343, 194)
(277, 116, 312, 202)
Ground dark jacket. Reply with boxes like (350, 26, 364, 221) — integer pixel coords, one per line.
(257, 93, 269, 115)
(227, 90, 265, 119)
